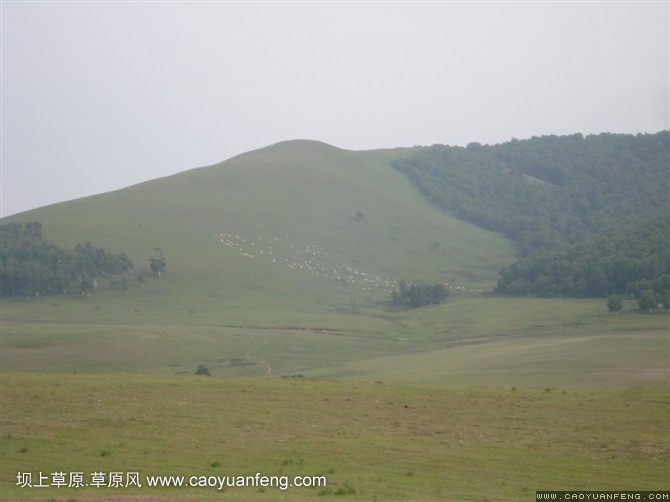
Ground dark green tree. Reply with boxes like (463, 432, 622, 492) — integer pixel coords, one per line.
(150, 251, 166, 277)
(606, 295, 623, 312)
(79, 274, 95, 297)
(195, 364, 211, 376)
(137, 269, 149, 287)
(638, 289, 658, 312)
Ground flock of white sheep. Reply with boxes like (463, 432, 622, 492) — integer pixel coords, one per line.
(214, 232, 397, 293)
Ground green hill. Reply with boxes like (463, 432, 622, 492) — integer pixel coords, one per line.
(2, 138, 667, 382)
(1, 140, 516, 326)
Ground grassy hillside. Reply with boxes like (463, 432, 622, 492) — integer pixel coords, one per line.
(1, 140, 516, 327)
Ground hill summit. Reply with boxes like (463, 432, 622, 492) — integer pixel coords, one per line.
(1, 140, 516, 324)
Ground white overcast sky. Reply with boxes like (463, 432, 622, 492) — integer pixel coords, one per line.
(1, 1, 668, 217)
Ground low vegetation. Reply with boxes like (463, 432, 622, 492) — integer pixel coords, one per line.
(2, 296, 666, 383)
(2, 373, 668, 501)
(390, 280, 448, 307)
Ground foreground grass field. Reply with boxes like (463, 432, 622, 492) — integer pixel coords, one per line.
(2, 294, 668, 500)
(1, 373, 668, 501)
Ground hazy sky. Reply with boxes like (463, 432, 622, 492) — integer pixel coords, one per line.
(2, 1, 668, 217)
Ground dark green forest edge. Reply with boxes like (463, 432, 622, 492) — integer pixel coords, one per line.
(0, 222, 166, 297)
(393, 131, 669, 302)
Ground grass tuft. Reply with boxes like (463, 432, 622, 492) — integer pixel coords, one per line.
(334, 482, 357, 495)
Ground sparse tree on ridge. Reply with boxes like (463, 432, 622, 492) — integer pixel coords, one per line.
(149, 251, 166, 277)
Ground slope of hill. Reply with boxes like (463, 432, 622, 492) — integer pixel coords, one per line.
(1, 140, 517, 326)
(393, 131, 669, 256)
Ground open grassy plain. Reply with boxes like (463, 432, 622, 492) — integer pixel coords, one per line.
(2, 373, 668, 501)
(2, 295, 667, 385)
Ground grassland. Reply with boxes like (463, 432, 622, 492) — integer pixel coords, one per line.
(1, 140, 669, 500)
(2, 295, 667, 384)
(2, 374, 668, 501)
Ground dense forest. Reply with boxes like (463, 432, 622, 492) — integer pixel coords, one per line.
(394, 131, 669, 298)
(496, 216, 669, 299)
(0, 222, 134, 297)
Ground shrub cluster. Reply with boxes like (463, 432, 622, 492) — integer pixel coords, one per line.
(391, 280, 448, 308)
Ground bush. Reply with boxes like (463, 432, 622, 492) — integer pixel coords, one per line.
(195, 364, 211, 377)
(606, 295, 623, 312)
(638, 290, 658, 312)
(391, 280, 448, 308)
(334, 482, 356, 495)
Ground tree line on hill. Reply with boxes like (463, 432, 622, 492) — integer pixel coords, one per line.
(495, 215, 670, 302)
(393, 131, 669, 301)
(0, 222, 166, 297)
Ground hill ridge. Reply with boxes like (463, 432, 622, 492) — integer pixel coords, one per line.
(1, 139, 516, 324)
